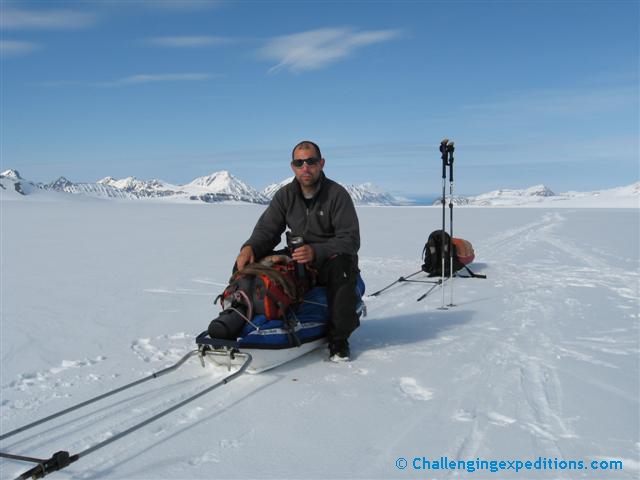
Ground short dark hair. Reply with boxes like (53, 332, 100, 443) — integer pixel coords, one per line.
(292, 140, 322, 159)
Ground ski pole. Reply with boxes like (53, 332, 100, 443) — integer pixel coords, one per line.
(447, 141, 456, 307)
(438, 139, 449, 310)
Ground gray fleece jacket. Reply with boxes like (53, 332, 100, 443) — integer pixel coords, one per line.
(243, 173, 360, 267)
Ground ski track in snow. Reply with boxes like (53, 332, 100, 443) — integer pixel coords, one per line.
(362, 210, 638, 476)
(456, 211, 638, 465)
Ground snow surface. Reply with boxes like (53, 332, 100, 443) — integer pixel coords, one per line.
(1, 198, 639, 479)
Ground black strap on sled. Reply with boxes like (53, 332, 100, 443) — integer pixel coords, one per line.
(282, 307, 302, 347)
(456, 265, 487, 279)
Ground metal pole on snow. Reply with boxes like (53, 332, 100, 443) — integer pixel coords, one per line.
(438, 139, 450, 310)
(447, 142, 456, 307)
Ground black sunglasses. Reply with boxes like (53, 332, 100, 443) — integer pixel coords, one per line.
(291, 157, 321, 168)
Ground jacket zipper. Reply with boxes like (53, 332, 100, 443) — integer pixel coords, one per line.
(303, 207, 309, 235)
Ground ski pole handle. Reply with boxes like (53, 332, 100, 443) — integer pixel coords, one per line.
(440, 138, 449, 178)
(448, 141, 454, 182)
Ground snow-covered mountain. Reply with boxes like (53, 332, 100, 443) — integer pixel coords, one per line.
(432, 195, 473, 206)
(342, 182, 405, 206)
(432, 183, 639, 207)
(96, 176, 182, 198)
(262, 177, 405, 206)
(38, 171, 269, 204)
(0, 169, 40, 196)
(432, 184, 556, 206)
(262, 177, 294, 199)
(46, 176, 137, 199)
(184, 171, 268, 204)
(564, 182, 640, 199)
(1, 169, 22, 181)
(4, 168, 638, 207)
(467, 184, 556, 206)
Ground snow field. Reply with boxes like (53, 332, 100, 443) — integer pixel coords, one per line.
(1, 201, 638, 479)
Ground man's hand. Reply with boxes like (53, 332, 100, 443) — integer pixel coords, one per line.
(291, 244, 315, 264)
(236, 245, 255, 271)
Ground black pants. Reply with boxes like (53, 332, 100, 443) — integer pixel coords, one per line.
(316, 254, 360, 343)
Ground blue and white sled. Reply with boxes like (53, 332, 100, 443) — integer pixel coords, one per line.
(196, 276, 365, 373)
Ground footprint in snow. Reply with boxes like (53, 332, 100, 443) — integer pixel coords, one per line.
(398, 377, 433, 401)
(4, 356, 107, 391)
(219, 439, 241, 449)
(177, 406, 205, 425)
(131, 334, 191, 363)
(452, 409, 475, 422)
(131, 338, 156, 363)
(487, 412, 517, 427)
(188, 451, 220, 466)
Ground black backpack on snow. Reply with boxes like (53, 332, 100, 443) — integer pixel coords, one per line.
(421, 230, 464, 277)
(422, 230, 486, 279)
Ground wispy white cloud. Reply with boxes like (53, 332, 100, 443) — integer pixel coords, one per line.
(0, 40, 39, 57)
(35, 73, 218, 88)
(1, 8, 97, 30)
(259, 27, 403, 74)
(98, 73, 216, 87)
(144, 36, 232, 47)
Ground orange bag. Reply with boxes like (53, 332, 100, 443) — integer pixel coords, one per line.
(452, 238, 475, 266)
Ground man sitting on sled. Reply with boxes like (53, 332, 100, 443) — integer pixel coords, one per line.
(234, 140, 361, 362)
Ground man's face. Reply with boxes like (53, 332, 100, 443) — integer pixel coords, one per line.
(291, 147, 325, 189)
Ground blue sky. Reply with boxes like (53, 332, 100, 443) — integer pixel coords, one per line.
(1, 0, 638, 196)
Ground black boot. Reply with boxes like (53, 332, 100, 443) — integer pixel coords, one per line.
(329, 339, 350, 362)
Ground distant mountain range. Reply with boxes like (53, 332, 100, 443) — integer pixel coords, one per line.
(432, 185, 557, 206)
(2, 169, 637, 207)
(0, 169, 405, 206)
(431, 183, 639, 207)
(262, 177, 402, 205)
